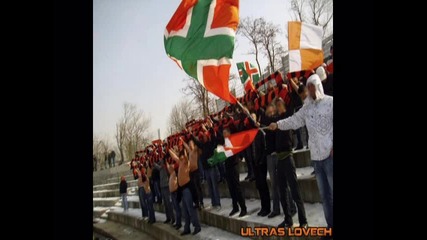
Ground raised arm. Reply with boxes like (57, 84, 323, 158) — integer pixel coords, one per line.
(181, 137, 191, 152)
(168, 149, 179, 162)
(269, 104, 307, 131)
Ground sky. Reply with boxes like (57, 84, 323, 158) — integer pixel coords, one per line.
(93, 0, 315, 143)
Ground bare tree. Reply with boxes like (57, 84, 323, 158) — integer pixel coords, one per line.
(238, 17, 265, 75)
(168, 99, 195, 134)
(115, 103, 152, 165)
(290, 0, 333, 37)
(259, 21, 286, 72)
(181, 78, 212, 117)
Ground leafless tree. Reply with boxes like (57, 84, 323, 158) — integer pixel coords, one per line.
(290, 0, 333, 37)
(167, 99, 196, 135)
(259, 21, 286, 72)
(115, 103, 152, 165)
(237, 17, 265, 75)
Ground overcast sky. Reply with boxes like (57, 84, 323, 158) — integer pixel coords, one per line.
(93, 0, 329, 143)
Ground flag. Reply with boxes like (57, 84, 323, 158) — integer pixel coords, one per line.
(236, 61, 259, 92)
(288, 21, 323, 72)
(207, 129, 258, 166)
(164, 0, 239, 103)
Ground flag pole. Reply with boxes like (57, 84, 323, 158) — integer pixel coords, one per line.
(235, 100, 266, 135)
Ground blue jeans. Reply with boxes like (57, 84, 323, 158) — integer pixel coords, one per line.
(121, 193, 128, 211)
(205, 167, 221, 206)
(171, 191, 182, 225)
(138, 187, 148, 217)
(181, 187, 201, 232)
(144, 191, 156, 222)
(312, 155, 333, 228)
(161, 187, 174, 221)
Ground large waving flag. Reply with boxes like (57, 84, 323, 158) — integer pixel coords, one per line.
(288, 21, 324, 72)
(207, 129, 258, 166)
(236, 61, 259, 93)
(164, 0, 239, 103)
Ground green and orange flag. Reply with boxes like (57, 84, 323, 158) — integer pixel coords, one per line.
(164, 0, 239, 104)
(236, 61, 260, 93)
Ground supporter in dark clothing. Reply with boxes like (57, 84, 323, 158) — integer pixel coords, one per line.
(151, 167, 162, 204)
(192, 125, 221, 209)
(250, 113, 271, 217)
(223, 127, 247, 217)
(275, 98, 308, 228)
(119, 176, 128, 211)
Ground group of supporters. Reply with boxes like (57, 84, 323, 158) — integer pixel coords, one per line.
(121, 56, 333, 239)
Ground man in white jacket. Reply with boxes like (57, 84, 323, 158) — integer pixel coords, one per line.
(269, 74, 333, 232)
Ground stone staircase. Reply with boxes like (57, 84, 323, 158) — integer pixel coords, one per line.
(93, 149, 324, 240)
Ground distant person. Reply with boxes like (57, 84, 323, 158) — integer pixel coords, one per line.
(110, 151, 116, 167)
(119, 176, 128, 211)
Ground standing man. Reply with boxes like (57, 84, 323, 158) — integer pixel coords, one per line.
(154, 158, 175, 224)
(110, 150, 116, 167)
(223, 127, 247, 217)
(269, 74, 333, 235)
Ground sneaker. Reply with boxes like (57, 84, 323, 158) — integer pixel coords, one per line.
(192, 227, 201, 235)
(268, 212, 280, 218)
(163, 219, 171, 224)
(238, 208, 247, 217)
(229, 208, 239, 216)
(300, 223, 308, 229)
(180, 230, 191, 236)
(174, 224, 182, 230)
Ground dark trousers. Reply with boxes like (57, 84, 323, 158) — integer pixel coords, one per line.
(225, 162, 246, 210)
(138, 187, 148, 217)
(295, 128, 303, 148)
(190, 170, 204, 206)
(144, 191, 156, 222)
(181, 186, 201, 232)
(171, 191, 182, 225)
(254, 161, 271, 212)
(151, 178, 161, 203)
(244, 147, 255, 178)
(217, 162, 226, 181)
(161, 186, 174, 221)
(277, 155, 308, 225)
(205, 167, 221, 206)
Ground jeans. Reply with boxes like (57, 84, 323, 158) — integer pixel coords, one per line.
(312, 155, 333, 228)
(205, 167, 221, 206)
(152, 179, 162, 203)
(225, 162, 246, 210)
(267, 154, 280, 213)
(144, 191, 156, 222)
(217, 162, 226, 181)
(138, 187, 148, 217)
(181, 187, 201, 232)
(171, 191, 182, 225)
(254, 161, 270, 212)
(121, 193, 128, 211)
(190, 170, 204, 206)
(277, 155, 308, 225)
(244, 146, 255, 178)
(161, 187, 174, 221)
(198, 159, 205, 180)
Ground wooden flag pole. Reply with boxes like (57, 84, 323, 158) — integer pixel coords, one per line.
(235, 100, 266, 135)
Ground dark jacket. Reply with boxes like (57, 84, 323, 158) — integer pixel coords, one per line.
(119, 180, 127, 194)
(252, 130, 266, 166)
(322, 73, 333, 96)
(260, 112, 277, 155)
(154, 159, 169, 188)
(193, 127, 217, 169)
(275, 111, 293, 153)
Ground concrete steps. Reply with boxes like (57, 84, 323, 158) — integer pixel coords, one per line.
(105, 207, 250, 240)
(93, 167, 320, 203)
(94, 219, 156, 240)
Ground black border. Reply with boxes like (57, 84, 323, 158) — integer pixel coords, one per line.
(53, 0, 373, 239)
(334, 1, 373, 239)
(54, 0, 93, 239)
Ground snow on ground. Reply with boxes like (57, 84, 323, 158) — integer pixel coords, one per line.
(93, 197, 120, 201)
(108, 207, 249, 240)
(124, 197, 326, 227)
(239, 166, 314, 181)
